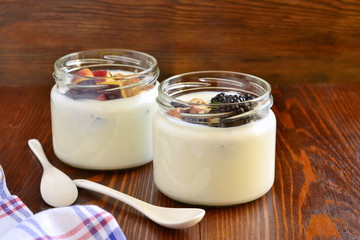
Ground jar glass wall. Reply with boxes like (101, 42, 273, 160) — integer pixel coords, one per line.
(52, 49, 159, 170)
(153, 71, 276, 206)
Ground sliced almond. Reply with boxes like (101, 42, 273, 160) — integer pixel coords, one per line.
(189, 98, 206, 104)
(189, 105, 211, 114)
(167, 109, 182, 119)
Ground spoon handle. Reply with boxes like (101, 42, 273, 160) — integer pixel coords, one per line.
(73, 179, 206, 229)
(73, 179, 154, 213)
(28, 139, 52, 169)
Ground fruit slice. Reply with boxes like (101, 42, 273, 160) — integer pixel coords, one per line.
(65, 87, 99, 100)
(66, 68, 99, 99)
(92, 70, 112, 77)
(103, 84, 122, 100)
(113, 73, 154, 98)
(95, 73, 124, 99)
(121, 78, 141, 98)
(92, 70, 113, 84)
(72, 68, 95, 85)
(70, 69, 153, 98)
(94, 94, 107, 101)
(101, 73, 141, 98)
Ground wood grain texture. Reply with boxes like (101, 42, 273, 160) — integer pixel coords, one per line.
(0, 0, 359, 86)
(0, 84, 359, 239)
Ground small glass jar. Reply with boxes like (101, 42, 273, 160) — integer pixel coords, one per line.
(153, 71, 276, 206)
(52, 49, 159, 170)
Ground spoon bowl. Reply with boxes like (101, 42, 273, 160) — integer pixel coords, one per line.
(28, 139, 205, 229)
(28, 139, 78, 207)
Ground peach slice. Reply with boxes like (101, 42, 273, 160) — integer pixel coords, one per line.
(72, 68, 94, 85)
(121, 78, 141, 98)
(113, 73, 153, 98)
(104, 73, 141, 98)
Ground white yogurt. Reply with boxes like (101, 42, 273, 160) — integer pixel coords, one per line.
(153, 91, 276, 206)
(51, 83, 158, 170)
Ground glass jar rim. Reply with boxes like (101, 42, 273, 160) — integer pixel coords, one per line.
(53, 49, 159, 90)
(158, 70, 271, 104)
(157, 71, 273, 127)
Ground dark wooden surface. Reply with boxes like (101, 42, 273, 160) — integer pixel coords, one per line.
(0, 84, 359, 239)
(1, 0, 360, 85)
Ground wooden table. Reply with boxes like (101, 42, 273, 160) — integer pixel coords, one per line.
(1, 84, 359, 239)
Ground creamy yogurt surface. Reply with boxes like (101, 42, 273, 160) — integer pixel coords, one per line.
(51, 82, 158, 170)
(153, 91, 276, 205)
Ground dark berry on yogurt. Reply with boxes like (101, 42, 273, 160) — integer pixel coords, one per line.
(210, 93, 255, 114)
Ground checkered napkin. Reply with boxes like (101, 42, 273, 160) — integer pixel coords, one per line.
(0, 166, 126, 240)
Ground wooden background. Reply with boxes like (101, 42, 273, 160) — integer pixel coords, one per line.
(0, 0, 359, 86)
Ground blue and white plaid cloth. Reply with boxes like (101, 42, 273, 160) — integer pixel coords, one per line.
(0, 165, 126, 240)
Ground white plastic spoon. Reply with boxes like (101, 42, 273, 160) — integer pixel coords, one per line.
(28, 139, 78, 207)
(73, 179, 205, 229)
(28, 139, 205, 229)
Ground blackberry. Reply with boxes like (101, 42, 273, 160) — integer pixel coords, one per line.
(211, 93, 245, 104)
(208, 92, 257, 127)
(244, 93, 254, 101)
(210, 92, 254, 104)
(210, 93, 255, 114)
(211, 93, 226, 103)
(183, 117, 207, 124)
(170, 101, 188, 108)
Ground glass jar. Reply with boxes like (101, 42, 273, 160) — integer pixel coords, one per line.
(52, 49, 159, 170)
(153, 71, 276, 206)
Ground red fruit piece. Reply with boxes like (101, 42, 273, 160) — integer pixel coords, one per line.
(92, 70, 112, 77)
(95, 94, 107, 101)
(93, 70, 113, 84)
